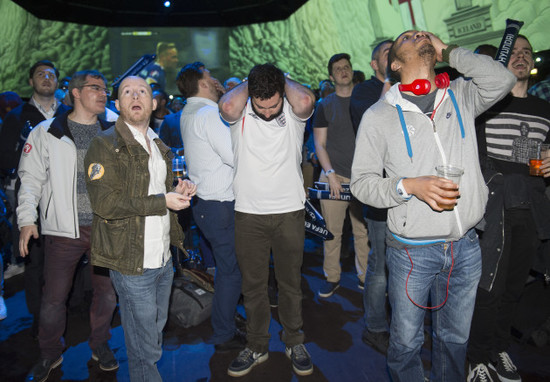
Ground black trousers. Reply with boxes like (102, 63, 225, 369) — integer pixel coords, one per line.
(468, 208, 540, 364)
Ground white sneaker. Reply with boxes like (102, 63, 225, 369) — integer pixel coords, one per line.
(489, 351, 521, 382)
(467, 363, 494, 382)
(0, 296, 7, 320)
(3, 263, 24, 279)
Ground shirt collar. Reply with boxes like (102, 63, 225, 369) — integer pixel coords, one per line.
(29, 96, 59, 114)
(186, 96, 218, 108)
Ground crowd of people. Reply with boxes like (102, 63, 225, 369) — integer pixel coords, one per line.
(0, 29, 549, 382)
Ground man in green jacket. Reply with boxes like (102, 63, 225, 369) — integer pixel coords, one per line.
(85, 76, 196, 382)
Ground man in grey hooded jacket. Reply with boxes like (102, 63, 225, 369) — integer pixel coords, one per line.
(350, 30, 516, 382)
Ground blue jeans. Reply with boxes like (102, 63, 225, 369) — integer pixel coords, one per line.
(192, 198, 241, 344)
(386, 229, 481, 382)
(110, 259, 174, 382)
(363, 218, 388, 332)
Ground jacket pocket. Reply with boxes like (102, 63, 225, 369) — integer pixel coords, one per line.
(97, 218, 129, 260)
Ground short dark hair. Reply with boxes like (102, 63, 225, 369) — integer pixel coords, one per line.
(353, 70, 365, 85)
(68, 70, 107, 104)
(372, 39, 393, 61)
(153, 89, 169, 103)
(248, 63, 285, 100)
(387, 39, 401, 82)
(176, 62, 205, 98)
(157, 42, 177, 57)
(328, 53, 351, 76)
(516, 34, 532, 50)
(473, 44, 498, 58)
(29, 60, 59, 79)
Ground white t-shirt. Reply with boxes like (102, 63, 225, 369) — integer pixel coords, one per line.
(229, 98, 307, 214)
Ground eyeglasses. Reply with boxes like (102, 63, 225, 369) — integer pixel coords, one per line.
(81, 84, 111, 97)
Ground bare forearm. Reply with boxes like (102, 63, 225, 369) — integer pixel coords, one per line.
(285, 77, 315, 119)
(219, 81, 248, 123)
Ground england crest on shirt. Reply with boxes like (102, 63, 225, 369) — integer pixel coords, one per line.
(276, 112, 286, 127)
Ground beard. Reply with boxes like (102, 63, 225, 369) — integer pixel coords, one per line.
(120, 109, 151, 127)
(251, 101, 284, 122)
(418, 43, 436, 61)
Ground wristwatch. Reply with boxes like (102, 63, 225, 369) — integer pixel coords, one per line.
(326, 169, 335, 176)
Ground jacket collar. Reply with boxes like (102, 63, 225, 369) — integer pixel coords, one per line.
(48, 109, 113, 141)
(114, 117, 171, 157)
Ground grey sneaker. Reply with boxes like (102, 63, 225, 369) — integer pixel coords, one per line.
(489, 351, 521, 382)
(25, 356, 63, 382)
(285, 344, 313, 376)
(227, 347, 268, 377)
(91, 342, 119, 371)
(467, 363, 494, 382)
(318, 280, 339, 298)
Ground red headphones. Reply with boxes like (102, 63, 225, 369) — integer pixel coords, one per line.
(398, 72, 450, 95)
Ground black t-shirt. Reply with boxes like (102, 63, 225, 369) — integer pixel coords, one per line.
(313, 93, 356, 178)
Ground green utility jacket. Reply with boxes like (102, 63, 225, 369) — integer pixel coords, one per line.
(84, 118, 184, 275)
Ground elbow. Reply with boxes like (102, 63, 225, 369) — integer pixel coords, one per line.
(219, 98, 238, 121)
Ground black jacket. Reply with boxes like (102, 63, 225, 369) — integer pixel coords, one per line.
(0, 102, 71, 175)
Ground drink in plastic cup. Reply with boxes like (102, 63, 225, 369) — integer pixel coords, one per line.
(172, 156, 185, 178)
(435, 165, 464, 210)
(529, 144, 549, 176)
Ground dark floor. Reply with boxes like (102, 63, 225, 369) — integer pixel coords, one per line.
(1, 235, 550, 382)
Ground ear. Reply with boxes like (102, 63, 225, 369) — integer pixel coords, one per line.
(329, 74, 335, 83)
(198, 78, 208, 89)
(28, 78, 33, 88)
(115, 99, 120, 112)
(152, 98, 158, 110)
(390, 60, 401, 74)
(71, 87, 80, 102)
(370, 59, 378, 72)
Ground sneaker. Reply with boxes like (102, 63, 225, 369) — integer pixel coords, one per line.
(91, 342, 119, 371)
(318, 280, 339, 298)
(358, 280, 365, 290)
(489, 351, 521, 382)
(467, 363, 494, 382)
(0, 296, 6, 320)
(361, 329, 389, 355)
(285, 344, 313, 376)
(227, 347, 268, 377)
(4, 263, 24, 279)
(25, 356, 63, 382)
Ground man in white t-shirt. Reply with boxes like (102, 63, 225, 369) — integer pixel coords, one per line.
(219, 64, 316, 378)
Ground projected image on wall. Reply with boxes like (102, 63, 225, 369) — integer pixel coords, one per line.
(109, 27, 230, 96)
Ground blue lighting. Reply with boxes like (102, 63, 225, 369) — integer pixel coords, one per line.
(164, 1, 171, 7)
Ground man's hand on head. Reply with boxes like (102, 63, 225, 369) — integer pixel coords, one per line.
(425, 32, 448, 62)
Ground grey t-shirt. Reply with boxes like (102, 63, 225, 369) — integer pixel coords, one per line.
(313, 93, 355, 178)
(68, 119, 101, 227)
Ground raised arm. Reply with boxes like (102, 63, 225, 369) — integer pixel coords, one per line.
(218, 81, 249, 123)
(284, 77, 315, 120)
